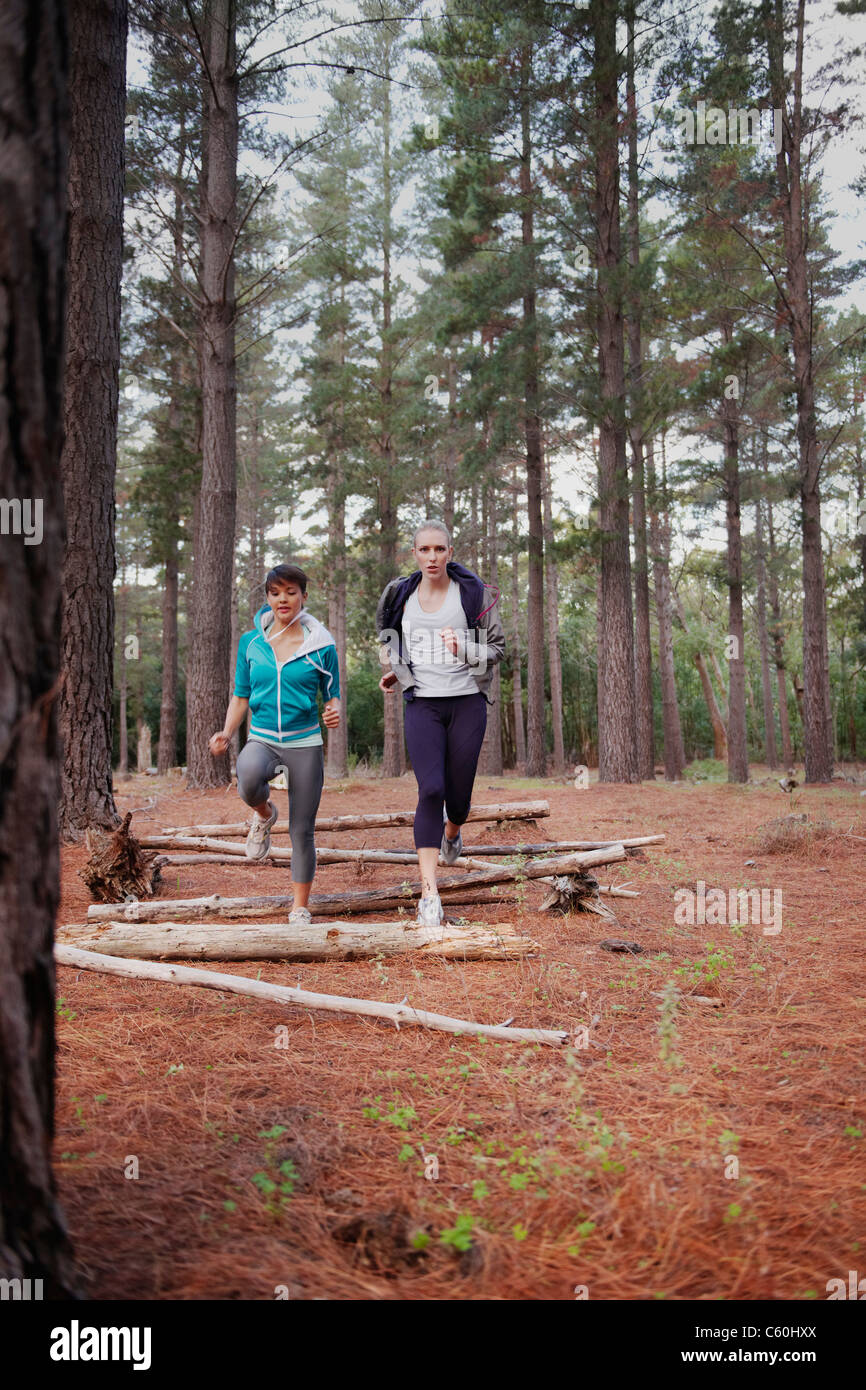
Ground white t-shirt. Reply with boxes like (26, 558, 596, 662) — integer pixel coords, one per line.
(402, 580, 479, 697)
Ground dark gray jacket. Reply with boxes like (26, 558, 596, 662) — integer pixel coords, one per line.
(375, 560, 506, 702)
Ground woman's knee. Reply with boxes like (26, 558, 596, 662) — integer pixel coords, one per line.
(417, 776, 446, 807)
(236, 748, 269, 806)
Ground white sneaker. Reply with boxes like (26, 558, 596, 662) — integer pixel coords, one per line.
(416, 894, 444, 928)
(288, 906, 313, 925)
(245, 800, 278, 860)
(440, 812, 463, 866)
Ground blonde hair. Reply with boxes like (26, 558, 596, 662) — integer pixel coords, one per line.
(413, 518, 452, 548)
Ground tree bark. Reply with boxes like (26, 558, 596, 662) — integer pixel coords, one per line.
(510, 458, 527, 770)
(117, 574, 129, 776)
(647, 439, 685, 777)
(519, 47, 546, 778)
(592, 0, 638, 782)
(326, 467, 349, 777)
(62, 919, 534, 962)
(722, 363, 748, 782)
(765, 0, 832, 781)
(542, 448, 565, 774)
(377, 36, 405, 781)
(625, 2, 654, 780)
(185, 0, 238, 788)
(764, 491, 795, 767)
(157, 531, 179, 772)
(58, 0, 127, 838)
(754, 494, 778, 767)
(0, 0, 81, 1294)
(479, 478, 503, 774)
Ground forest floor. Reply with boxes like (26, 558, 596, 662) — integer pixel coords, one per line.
(55, 766, 866, 1301)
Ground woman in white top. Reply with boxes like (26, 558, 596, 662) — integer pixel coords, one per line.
(376, 521, 506, 926)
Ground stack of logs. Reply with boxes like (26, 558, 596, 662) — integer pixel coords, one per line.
(65, 799, 663, 964)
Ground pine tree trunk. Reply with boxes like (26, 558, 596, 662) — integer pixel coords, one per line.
(118, 576, 129, 776)
(625, 2, 654, 780)
(754, 495, 778, 767)
(480, 480, 503, 775)
(510, 460, 527, 771)
(156, 117, 187, 777)
(764, 470, 794, 765)
(542, 450, 565, 774)
(444, 354, 457, 532)
(379, 42, 403, 781)
(519, 49, 546, 778)
(327, 467, 349, 777)
(157, 532, 179, 772)
(186, 0, 238, 788)
(0, 0, 81, 1294)
(647, 439, 685, 778)
(766, 0, 832, 782)
(722, 359, 748, 782)
(58, 0, 127, 839)
(592, 0, 638, 782)
(229, 552, 240, 768)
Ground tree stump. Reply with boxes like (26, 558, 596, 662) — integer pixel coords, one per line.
(538, 871, 620, 924)
(78, 812, 162, 903)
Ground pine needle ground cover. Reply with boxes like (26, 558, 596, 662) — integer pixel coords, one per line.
(55, 774, 865, 1300)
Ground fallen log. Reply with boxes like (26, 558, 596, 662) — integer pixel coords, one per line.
(147, 800, 551, 839)
(389, 836, 665, 855)
(60, 917, 537, 961)
(54, 944, 567, 1046)
(86, 846, 626, 921)
(152, 853, 638, 897)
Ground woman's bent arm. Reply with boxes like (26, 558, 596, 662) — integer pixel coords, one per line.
(209, 696, 249, 755)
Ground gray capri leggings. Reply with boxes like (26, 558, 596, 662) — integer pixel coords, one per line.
(235, 738, 324, 883)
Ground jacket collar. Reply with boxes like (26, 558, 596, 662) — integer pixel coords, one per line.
(383, 561, 487, 632)
(253, 604, 333, 657)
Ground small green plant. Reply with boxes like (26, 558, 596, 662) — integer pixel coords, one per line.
(56, 997, 77, 1022)
(251, 1125, 299, 1215)
(676, 943, 734, 988)
(439, 1213, 475, 1252)
(657, 980, 684, 1074)
(361, 1096, 416, 1130)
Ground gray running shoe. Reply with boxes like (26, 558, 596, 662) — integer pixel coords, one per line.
(440, 814, 463, 866)
(416, 893, 444, 927)
(245, 800, 278, 860)
(288, 906, 313, 925)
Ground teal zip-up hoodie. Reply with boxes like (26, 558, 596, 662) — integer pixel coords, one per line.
(234, 605, 340, 746)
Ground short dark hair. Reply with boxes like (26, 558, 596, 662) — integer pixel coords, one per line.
(265, 563, 308, 595)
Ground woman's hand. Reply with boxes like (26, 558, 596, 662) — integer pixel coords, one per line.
(379, 672, 397, 694)
(323, 699, 341, 728)
(209, 731, 230, 756)
(439, 626, 460, 656)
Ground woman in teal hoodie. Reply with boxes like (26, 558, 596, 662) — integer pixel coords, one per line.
(209, 563, 341, 923)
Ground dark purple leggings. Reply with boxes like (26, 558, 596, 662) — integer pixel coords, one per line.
(403, 692, 488, 848)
